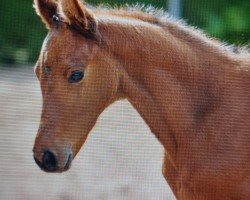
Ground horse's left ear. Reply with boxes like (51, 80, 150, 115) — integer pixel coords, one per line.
(59, 0, 101, 42)
(34, 0, 58, 29)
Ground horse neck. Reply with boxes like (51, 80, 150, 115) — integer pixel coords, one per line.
(98, 18, 238, 162)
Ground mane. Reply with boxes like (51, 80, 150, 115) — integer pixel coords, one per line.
(91, 4, 250, 56)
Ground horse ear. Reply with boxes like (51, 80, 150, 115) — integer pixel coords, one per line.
(59, 0, 101, 41)
(34, 0, 58, 29)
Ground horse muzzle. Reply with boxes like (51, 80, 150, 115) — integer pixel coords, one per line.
(33, 148, 73, 173)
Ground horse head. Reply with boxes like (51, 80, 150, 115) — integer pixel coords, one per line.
(33, 0, 120, 172)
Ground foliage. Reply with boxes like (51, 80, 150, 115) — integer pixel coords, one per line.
(0, 0, 249, 64)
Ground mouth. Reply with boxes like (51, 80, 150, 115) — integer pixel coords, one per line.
(63, 153, 72, 171)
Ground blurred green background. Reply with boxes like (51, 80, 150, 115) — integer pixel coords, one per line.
(0, 0, 249, 65)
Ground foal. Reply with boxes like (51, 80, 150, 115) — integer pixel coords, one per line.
(33, 0, 250, 199)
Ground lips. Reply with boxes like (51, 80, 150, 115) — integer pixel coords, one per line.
(64, 153, 73, 171)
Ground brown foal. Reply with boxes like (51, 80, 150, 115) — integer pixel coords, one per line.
(33, 0, 250, 199)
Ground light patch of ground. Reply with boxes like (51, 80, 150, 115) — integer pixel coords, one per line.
(0, 66, 175, 200)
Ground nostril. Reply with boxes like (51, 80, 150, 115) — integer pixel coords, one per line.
(42, 150, 57, 171)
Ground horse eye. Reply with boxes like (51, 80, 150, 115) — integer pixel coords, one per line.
(52, 14, 60, 22)
(68, 71, 84, 83)
(42, 66, 51, 78)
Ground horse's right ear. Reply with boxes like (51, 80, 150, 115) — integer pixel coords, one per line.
(34, 0, 58, 29)
(59, 0, 101, 42)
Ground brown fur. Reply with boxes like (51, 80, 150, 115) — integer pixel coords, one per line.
(33, 0, 250, 199)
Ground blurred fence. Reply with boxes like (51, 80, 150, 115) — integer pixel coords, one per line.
(168, 0, 183, 18)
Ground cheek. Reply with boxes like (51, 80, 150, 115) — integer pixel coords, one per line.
(88, 71, 118, 103)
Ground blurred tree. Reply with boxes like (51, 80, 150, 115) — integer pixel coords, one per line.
(0, 0, 47, 64)
(183, 0, 250, 45)
(0, 0, 249, 65)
